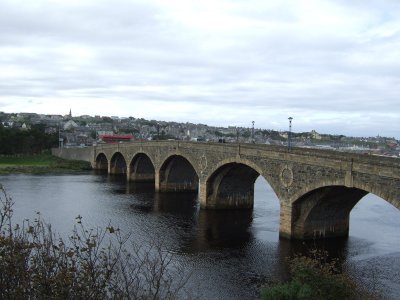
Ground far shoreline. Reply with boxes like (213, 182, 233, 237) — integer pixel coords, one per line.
(0, 153, 92, 175)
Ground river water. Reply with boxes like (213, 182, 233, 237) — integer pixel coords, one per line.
(0, 172, 399, 299)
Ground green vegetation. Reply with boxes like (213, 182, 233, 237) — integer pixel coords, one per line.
(0, 123, 79, 172)
(261, 250, 379, 300)
(0, 153, 91, 174)
(0, 186, 192, 299)
(101, 116, 113, 123)
(0, 124, 58, 155)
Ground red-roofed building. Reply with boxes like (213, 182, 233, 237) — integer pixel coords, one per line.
(99, 135, 134, 143)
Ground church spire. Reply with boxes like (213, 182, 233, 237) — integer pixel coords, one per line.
(69, 108, 72, 118)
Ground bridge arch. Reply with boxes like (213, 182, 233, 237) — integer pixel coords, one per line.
(289, 180, 400, 239)
(158, 155, 199, 192)
(56, 141, 400, 240)
(110, 152, 127, 175)
(95, 152, 108, 171)
(128, 153, 155, 182)
(202, 158, 280, 209)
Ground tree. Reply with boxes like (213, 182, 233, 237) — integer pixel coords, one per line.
(0, 125, 57, 155)
(90, 131, 97, 139)
(102, 117, 113, 123)
(242, 130, 251, 138)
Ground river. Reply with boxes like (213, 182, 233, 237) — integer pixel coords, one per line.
(0, 172, 399, 299)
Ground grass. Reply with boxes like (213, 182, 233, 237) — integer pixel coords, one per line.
(0, 153, 92, 174)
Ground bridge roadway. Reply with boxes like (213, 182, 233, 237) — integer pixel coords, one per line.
(52, 141, 400, 240)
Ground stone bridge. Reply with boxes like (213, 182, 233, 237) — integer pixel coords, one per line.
(53, 141, 400, 240)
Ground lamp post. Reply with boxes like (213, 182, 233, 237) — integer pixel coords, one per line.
(252, 121, 255, 143)
(58, 123, 63, 148)
(157, 123, 160, 140)
(288, 117, 293, 150)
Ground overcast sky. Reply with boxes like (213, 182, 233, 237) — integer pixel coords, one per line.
(0, 0, 399, 138)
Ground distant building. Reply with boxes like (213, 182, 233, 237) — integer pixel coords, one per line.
(97, 130, 114, 136)
(2, 121, 13, 127)
(18, 113, 37, 119)
(280, 132, 288, 139)
(311, 130, 322, 140)
(64, 120, 78, 130)
(47, 115, 64, 121)
(21, 123, 30, 130)
(99, 135, 134, 143)
(45, 127, 57, 134)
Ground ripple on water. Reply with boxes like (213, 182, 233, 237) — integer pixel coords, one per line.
(0, 174, 399, 299)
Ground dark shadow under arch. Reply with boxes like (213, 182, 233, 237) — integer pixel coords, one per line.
(159, 155, 198, 192)
(110, 152, 127, 175)
(129, 153, 155, 182)
(292, 185, 369, 239)
(206, 162, 261, 209)
(95, 153, 108, 170)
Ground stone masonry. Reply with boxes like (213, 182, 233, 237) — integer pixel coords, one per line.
(52, 141, 400, 240)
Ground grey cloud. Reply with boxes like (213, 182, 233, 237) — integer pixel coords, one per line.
(0, 0, 399, 138)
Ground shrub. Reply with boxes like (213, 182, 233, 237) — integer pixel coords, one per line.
(0, 185, 192, 299)
(261, 249, 378, 300)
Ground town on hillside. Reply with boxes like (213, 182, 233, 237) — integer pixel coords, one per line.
(0, 111, 399, 158)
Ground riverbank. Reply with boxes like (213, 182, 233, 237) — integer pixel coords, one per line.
(0, 153, 92, 174)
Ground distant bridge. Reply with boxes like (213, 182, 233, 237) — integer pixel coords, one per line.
(53, 141, 400, 240)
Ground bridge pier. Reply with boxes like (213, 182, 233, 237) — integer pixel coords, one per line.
(199, 181, 207, 209)
(155, 170, 161, 192)
(53, 141, 400, 241)
(278, 203, 352, 240)
(280, 187, 368, 239)
(279, 203, 294, 239)
(279, 204, 352, 240)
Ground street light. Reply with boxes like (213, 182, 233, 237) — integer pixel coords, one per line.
(58, 123, 63, 148)
(252, 121, 255, 143)
(288, 117, 293, 150)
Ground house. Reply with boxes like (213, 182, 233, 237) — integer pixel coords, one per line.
(63, 120, 78, 131)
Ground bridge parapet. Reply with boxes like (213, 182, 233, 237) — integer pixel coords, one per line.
(53, 141, 400, 240)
